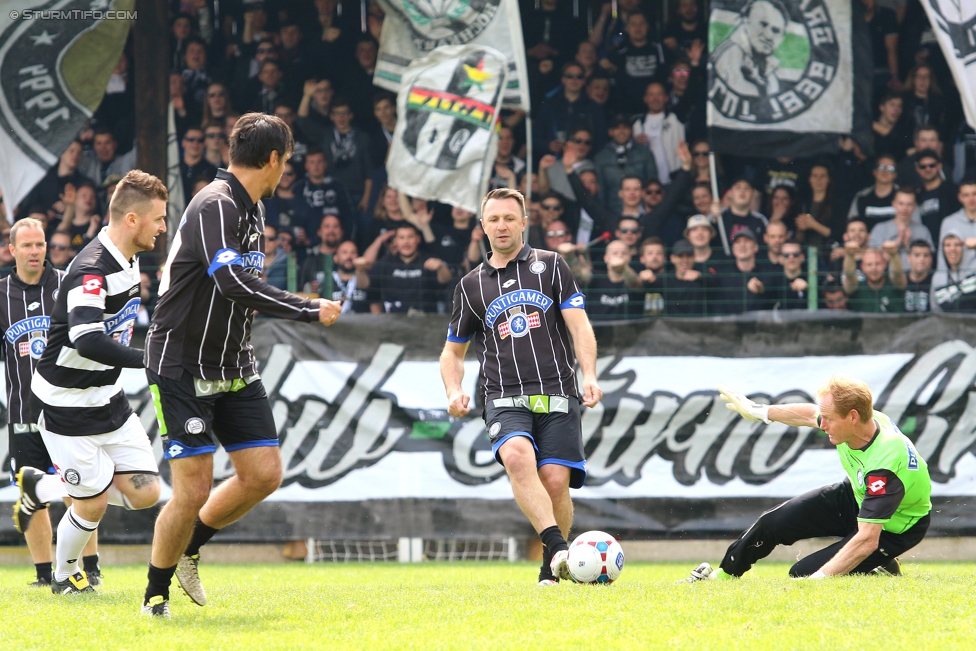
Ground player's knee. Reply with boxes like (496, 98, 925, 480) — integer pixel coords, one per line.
(173, 482, 212, 512)
(538, 466, 570, 496)
(240, 465, 282, 497)
(499, 440, 536, 475)
(128, 482, 161, 510)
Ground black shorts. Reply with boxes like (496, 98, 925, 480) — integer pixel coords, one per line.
(484, 395, 586, 489)
(147, 369, 278, 460)
(5, 423, 54, 477)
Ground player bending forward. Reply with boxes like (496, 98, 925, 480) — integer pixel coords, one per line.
(689, 375, 931, 581)
(440, 188, 602, 585)
(29, 171, 168, 595)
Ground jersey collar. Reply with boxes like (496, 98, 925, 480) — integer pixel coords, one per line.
(216, 168, 257, 214)
(98, 229, 136, 268)
(8, 261, 54, 289)
(485, 244, 532, 276)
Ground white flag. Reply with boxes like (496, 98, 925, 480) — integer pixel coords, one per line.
(374, 0, 529, 110)
(920, 1, 976, 129)
(0, 0, 133, 212)
(386, 45, 507, 215)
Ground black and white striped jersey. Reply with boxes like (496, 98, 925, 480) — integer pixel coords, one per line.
(448, 245, 585, 404)
(145, 169, 320, 381)
(32, 231, 143, 437)
(0, 264, 63, 425)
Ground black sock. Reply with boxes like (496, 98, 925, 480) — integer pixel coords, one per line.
(35, 562, 52, 583)
(539, 525, 568, 558)
(184, 517, 220, 557)
(145, 563, 177, 603)
(82, 554, 99, 574)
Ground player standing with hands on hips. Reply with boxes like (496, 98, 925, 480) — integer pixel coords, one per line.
(142, 114, 342, 618)
(688, 375, 931, 582)
(440, 188, 602, 585)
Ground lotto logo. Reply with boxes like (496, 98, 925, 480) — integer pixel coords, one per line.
(867, 475, 887, 495)
(82, 275, 103, 294)
(216, 250, 239, 264)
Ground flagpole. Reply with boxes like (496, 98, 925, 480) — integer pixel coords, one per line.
(709, 152, 730, 256)
(525, 117, 533, 212)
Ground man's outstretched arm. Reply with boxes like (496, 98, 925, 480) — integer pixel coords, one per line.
(718, 386, 819, 427)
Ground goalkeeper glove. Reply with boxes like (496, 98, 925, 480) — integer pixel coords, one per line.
(717, 385, 771, 424)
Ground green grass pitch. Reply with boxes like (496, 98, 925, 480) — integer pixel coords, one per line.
(1, 562, 975, 650)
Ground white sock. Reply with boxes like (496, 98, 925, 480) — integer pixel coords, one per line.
(107, 484, 134, 510)
(54, 507, 99, 581)
(34, 473, 68, 503)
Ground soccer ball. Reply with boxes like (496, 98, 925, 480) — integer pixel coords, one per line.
(567, 531, 624, 584)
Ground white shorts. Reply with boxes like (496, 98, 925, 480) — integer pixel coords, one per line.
(38, 412, 159, 499)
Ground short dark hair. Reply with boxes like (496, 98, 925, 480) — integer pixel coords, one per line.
(92, 125, 115, 139)
(109, 170, 168, 222)
(914, 124, 939, 140)
(959, 177, 976, 191)
(229, 113, 294, 169)
(305, 145, 325, 159)
(259, 59, 281, 74)
(640, 236, 663, 250)
(561, 61, 584, 76)
(372, 91, 396, 108)
(895, 185, 918, 198)
(620, 174, 643, 188)
(609, 114, 632, 129)
(617, 216, 640, 228)
(330, 97, 352, 113)
(878, 90, 902, 106)
(909, 239, 932, 252)
(395, 222, 422, 238)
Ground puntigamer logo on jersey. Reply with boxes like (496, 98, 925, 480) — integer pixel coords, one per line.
(104, 298, 140, 346)
(484, 289, 551, 339)
(708, 0, 840, 123)
(5, 315, 50, 359)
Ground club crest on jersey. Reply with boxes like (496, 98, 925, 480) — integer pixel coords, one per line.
(498, 305, 540, 339)
(484, 289, 552, 328)
(20, 334, 47, 359)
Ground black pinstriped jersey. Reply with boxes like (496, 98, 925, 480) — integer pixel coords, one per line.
(447, 245, 585, 403)
(146, 169, 320, 381)
(32, 231, 141, 436)
(0, 264, 63, 425)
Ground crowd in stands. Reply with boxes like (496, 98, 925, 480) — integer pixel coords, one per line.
(2, 0, 976, 320)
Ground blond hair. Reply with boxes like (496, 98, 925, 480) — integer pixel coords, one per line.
(10, 218, 45, 245)
(817, 374, 873, 423)
(480, 187, 526, 220)
(109, 170, 168, 222)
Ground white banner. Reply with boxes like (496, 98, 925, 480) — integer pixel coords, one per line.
(386, 45, 506, 214)
(920, 1, 976, 129)
(707, 0, 852, 132)
(374, 0, 530, 110)
(0, 0, 133, 211)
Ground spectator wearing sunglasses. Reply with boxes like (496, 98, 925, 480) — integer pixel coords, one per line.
(179, 127, 217, 192)
(763, 240, 809, 310)
(533, 62, 608, 157)
(594, 115, 657, 216)
(912, 149, 959, 241)
(667, 58, 706, 142)
(47, 232, 75, 270)
(847, 154, 899, 232)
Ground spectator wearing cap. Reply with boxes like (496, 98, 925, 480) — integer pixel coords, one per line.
(867, 186, 933, 268)
(904, 239, 934, 313)
(359, 222, 452, 314)
(763, 239, 809, 310)
(180, 127, 218, 191)
(710, 230, 767, 315)
(534, 62, 608, 157)
(662, 238, 706, 315)
(594, 115, 657, 216)
(581, 239, 644, 321)
(842, 242, 906, 314)
(847, 154, 899, 232)
(912, 148, 959, 241)
(683, 214, 727, 279)
(714, 178, 768, 252)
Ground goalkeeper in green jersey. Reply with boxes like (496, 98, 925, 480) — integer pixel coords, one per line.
(688, 374, 931, 581)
